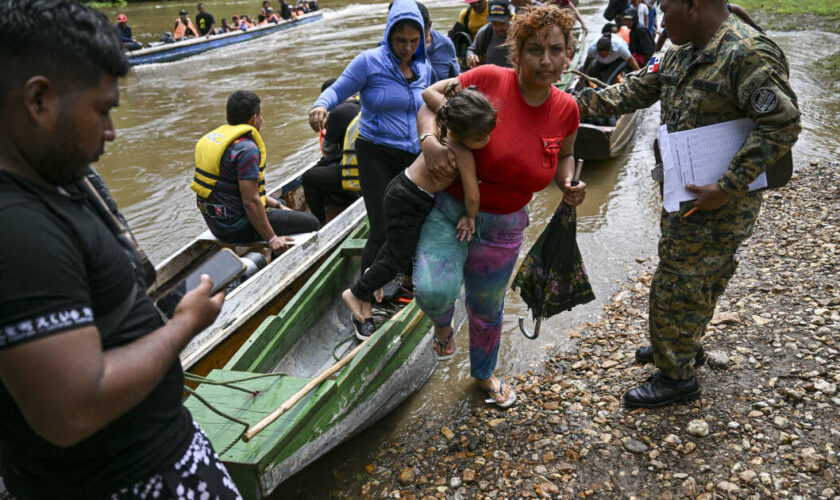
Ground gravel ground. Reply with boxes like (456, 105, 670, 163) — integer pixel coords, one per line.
(348, 160, 840, 500)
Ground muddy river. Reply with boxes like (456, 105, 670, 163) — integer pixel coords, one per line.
(93, 0, 839, 495)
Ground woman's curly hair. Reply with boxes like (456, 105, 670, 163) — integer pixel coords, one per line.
(504, 6, 576, 65)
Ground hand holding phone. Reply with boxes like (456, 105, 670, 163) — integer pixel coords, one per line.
(172, 274, 226, 334)
(155, 249, 244, 319)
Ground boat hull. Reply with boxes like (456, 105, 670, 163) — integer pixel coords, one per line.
(574, 109, 641, 160)
(184, 230, 467, 499)
(128, 13, 323, 66)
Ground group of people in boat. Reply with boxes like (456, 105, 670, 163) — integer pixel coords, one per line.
(0, 0, 800, 497)
(115, 0, 318, 50)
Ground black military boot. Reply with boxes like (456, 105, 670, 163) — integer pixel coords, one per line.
(623, 373, 701, 408)
(634, 345, 707, 366)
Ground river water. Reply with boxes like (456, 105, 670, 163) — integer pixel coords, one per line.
(96, 0, 838, 496)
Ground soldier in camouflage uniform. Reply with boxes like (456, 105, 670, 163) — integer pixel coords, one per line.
(576, 0, 800, 407)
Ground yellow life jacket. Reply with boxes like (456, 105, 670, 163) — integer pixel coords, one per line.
(191, 124, 267, 205)
(339, 112, 361, 191)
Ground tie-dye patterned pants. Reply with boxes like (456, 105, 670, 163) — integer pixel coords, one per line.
(414, 192, 529, 380)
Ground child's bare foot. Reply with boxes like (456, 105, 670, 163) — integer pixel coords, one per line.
(342, 289, 371, 322)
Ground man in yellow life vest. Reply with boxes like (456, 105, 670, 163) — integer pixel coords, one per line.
(192, 91, 319, 252)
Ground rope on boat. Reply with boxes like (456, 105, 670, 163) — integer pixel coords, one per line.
(183, 372, 287, 455)
(183, 385, 249, 456)
(331, 335, 357, 361)
(184, 372, 285, 395)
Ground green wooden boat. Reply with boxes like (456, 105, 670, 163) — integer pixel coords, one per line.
(185, 223, 466, 499)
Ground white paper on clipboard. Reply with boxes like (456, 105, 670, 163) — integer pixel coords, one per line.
(659, 118, 768, 213)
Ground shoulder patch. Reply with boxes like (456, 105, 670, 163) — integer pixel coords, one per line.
(751, 87, 778, 113)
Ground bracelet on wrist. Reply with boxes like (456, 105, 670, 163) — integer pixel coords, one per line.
(419, 133, 436, 144)
(268, 235, 278, 244)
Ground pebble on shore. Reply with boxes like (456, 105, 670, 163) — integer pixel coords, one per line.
(347, 161, 840, 499)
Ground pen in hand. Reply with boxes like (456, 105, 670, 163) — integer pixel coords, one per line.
(683, 207, 699, 218)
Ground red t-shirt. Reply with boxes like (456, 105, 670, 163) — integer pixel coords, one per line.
(449, 65, 579, 214)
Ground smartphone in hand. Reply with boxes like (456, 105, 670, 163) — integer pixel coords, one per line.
(155, 249, 245, 319)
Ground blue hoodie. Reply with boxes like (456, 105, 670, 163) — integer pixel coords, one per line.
(312, 0, 431, 154)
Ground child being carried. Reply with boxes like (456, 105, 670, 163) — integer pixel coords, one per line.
(342, 84, 497, 340)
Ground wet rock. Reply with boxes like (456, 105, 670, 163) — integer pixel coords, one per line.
(450, 477, 463, 489)
(706, 350, 730, 368)
(711, 311, 741, 325)
(716, 481, 739, 494)
(462, 469, 476, 483)
(682, 476, 697, 496)
(686, 420, 709, 437)
(441, 426, 455, 440)
(622, 438, 649, 454)
(399, 467, 416, 485)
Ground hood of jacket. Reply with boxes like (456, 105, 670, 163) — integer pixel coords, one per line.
(382, 0, 427, 62)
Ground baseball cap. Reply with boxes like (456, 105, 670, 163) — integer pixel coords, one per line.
(179, 9, 188, 15)
(116, 13, 128, 22)
(486, 0, 511, 21)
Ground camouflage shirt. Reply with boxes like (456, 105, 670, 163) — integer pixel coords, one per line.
(576, 15, 801, 196)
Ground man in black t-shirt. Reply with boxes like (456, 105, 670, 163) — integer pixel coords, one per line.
(0, 2, 241, 498)
(301, 79, 362, 224)
(196, 2, 216, 35)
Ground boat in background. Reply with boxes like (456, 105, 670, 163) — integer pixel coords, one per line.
(127, 12, 323, 66)
(184, 225, 468, 499)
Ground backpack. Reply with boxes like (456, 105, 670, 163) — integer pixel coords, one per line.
(448, 5, 473, 69)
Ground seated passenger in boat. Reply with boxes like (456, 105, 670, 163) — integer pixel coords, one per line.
(174, 9, 200, 40)
(257, 13, 269, 26)
(192, 91, 319, 252)
(219, 18, 232, 32)
(279, 0, 294, 19)
(580, 33, 639, 85)
(302, 79, 362, 226)
(115, 13, 142, 50)
(266, 8, 280, 22)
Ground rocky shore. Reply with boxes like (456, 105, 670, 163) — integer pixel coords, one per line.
(348, 160, 840, 499)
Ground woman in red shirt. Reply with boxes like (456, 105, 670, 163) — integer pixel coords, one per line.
(415, 6, 586, 407)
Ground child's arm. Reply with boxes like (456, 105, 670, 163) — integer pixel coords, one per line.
(452, 143, 480, 241)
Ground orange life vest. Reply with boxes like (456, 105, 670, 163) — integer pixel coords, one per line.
(174, 17, 199, 39)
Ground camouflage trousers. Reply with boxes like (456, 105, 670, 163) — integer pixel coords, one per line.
(649, 193, 762, 380)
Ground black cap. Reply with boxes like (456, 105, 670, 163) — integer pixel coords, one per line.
(179, 9, 187, 15)
(486, 0, 511, 22)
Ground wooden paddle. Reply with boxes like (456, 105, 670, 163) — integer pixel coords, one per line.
(241, 332, 373, 442)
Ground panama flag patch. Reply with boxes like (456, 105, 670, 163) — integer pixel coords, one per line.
(648, 56, 660, 73)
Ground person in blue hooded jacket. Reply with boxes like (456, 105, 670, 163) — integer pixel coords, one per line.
(309, 0, 431, 336)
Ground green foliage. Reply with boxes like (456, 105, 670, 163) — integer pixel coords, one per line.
(735, 0, 840, 33)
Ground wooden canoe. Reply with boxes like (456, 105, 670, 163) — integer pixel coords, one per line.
(127, 12, 323, 66)
(184, 227, 468, 499)
(573, 109, 641, 161)
(147, 164, 366, 376)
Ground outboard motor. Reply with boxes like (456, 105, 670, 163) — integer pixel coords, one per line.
(224, 251, 268, 293)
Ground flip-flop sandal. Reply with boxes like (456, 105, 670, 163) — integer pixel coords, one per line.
(432, 327, 457, 361)
(350, 315, 376, 341)
(484, 380, 517, 408)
